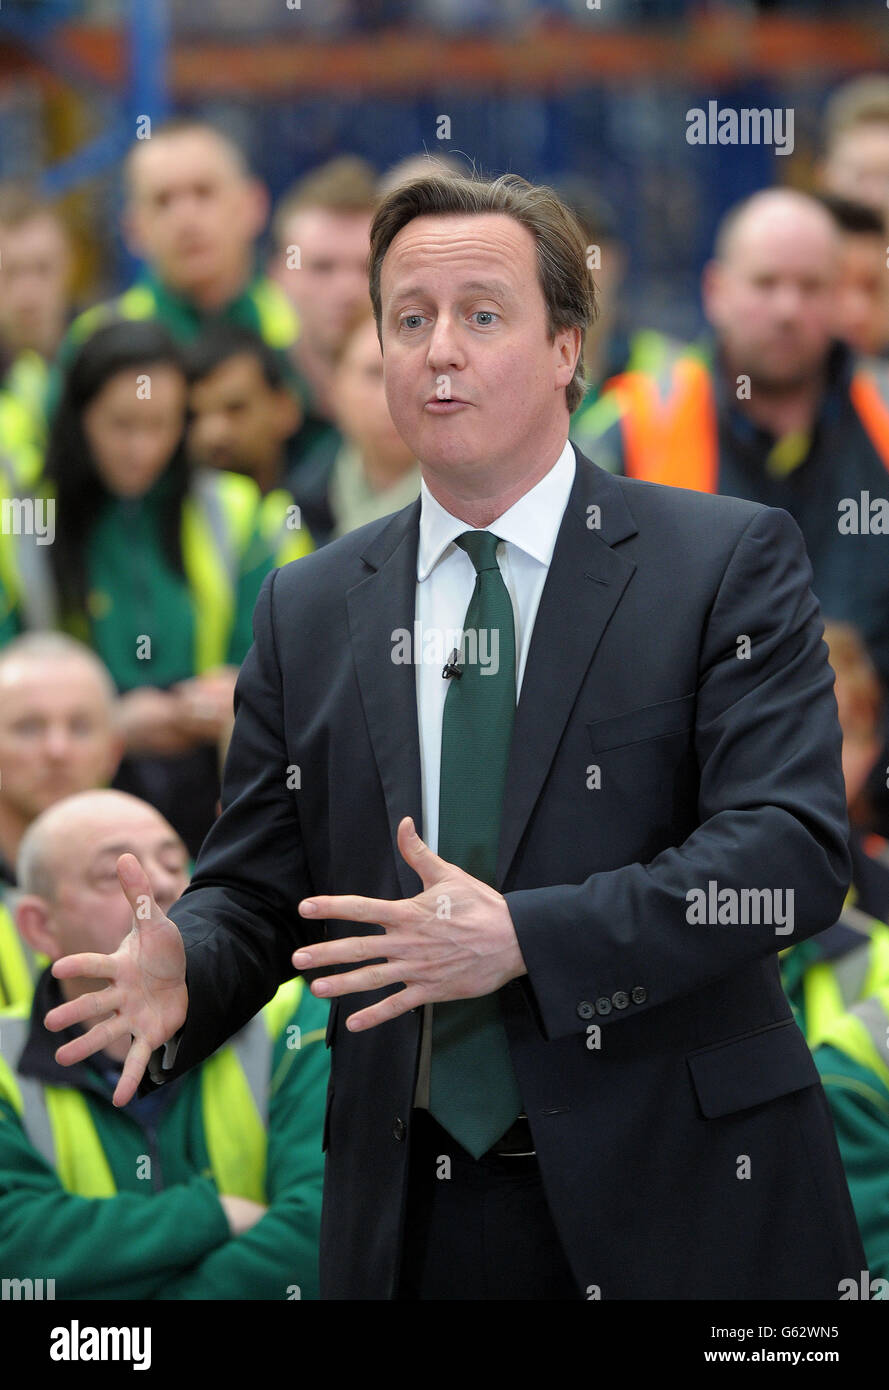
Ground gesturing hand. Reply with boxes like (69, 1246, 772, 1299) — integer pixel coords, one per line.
(44, 854, 188, 1108)
(292, 816, 527, 1032)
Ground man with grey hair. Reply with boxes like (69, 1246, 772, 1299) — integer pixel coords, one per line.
(48, 170, 863, 1300)
(0, 634, 122, 1008)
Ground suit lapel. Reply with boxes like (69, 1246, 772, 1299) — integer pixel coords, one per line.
(495, 452, 637, 887)
(347, 499, 426, 898)
(346, 451, 639, 900)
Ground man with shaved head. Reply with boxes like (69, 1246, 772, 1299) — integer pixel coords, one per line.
(585, 186, 889, 701)
(0, 634, 123, 1008)
(0, 788, 328, 1298)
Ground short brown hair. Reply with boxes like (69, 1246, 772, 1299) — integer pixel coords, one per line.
(367, 172, 597, 413)
(123, 118, 250, 199)
(272, 156, 378, 249)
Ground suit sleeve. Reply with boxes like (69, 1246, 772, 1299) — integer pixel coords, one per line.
(145, 567, 318, 1090)
(505, 505, 852, 1041)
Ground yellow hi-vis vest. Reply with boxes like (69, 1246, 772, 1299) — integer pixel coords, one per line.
(801, 906, 889, 1050)
(0, 469, 260, 674)
(817, 980, 889, 1094)
(0, 978, 312, 1201)
(0, 899, 34, 1011)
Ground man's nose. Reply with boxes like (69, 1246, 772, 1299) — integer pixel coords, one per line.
(43, 722, 73, 759)
(772, 283, 804, 318)
(425, 314, 466, 372)
(196, 414, 228, 446)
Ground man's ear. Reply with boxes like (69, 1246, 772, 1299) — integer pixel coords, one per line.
(274, 386, 302, 440)
(122, 202, 146, 261)
(15, 897, 59, 961)
(700, 258, 723, 328)
(555, 324, 582, 388)
(242, 178, 270, 242)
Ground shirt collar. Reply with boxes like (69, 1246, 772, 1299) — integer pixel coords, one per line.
(417, 437, 576, 581)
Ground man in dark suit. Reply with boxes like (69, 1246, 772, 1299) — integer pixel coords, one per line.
(46, 172, 865, 1300)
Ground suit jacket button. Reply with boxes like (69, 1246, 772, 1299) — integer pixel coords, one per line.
(393, 1117, 406, 1141)
(577, 1001, 595, 1020)
(611, 990, 629, 1009)
(631, 986, 647, 1004)
(595, 996, 612, 1016)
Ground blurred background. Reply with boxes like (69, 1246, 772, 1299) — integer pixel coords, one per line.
(3, 1, 889, 1302)
(1, 0, 885, 337)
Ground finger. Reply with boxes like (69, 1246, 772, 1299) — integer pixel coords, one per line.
(45, 983, 123, 1034)
(114, 1036, 155, 1108)
(345, 984, 427, 1032)
(50, 952, 119, 987)
(310, 960, 410, 999)
(396, 815, 450, 887)
(297, 893, 405, 925)
(116, 853, 163, 924)
(292, 933, 392, 971)
(54, 1011, 134, 1068)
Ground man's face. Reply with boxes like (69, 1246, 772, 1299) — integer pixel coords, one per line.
(333, 318, 415, 470)
(188, 352, 298, 478)
(0, 658, 120, 824)
(821, 123, 889, 219)
(833, 231, 889, 357)
(125, 131, 264, 295)
(43, 801, 188, 970)
(273, 208, 373, 356)
(83, 363, 187, 499)
(705, 207, 838, 389)
(0, 214, 71, 358)
(380, 212, 578, 486)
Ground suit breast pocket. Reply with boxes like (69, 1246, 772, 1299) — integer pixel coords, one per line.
(686, 1018, 820, 1119)
(587, 692, 696, 754)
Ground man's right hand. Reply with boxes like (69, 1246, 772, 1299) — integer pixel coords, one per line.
(44, 853, 188, 1109)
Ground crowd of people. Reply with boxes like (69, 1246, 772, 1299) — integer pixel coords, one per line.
(1, 73, 889, 1298)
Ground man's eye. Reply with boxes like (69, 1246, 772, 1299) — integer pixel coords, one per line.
(471, 311, 498, 326)
(400, 315, 424, 330)
(13, 719, 42, 737)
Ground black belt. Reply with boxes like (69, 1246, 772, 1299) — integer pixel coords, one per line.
(488, 1113, 535, 1157)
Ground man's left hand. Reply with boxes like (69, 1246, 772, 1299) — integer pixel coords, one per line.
(292, 816, 527, 1031)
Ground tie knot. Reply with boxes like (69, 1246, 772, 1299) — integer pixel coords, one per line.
(455, 530, 502, 573)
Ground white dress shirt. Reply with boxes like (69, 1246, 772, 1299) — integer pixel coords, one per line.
(412, 436, 577, 1108)
(415, 435, 577, 855)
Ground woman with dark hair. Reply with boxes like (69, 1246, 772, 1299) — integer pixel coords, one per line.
(0, 317, 277, 854)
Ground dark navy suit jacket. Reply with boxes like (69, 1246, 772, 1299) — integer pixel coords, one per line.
(154, 447, 864, 1299)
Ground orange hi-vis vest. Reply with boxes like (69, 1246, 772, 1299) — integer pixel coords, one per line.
(608, 354, 889, 491)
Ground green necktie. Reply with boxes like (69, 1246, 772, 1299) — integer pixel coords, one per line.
(428, 530, 524, 1158)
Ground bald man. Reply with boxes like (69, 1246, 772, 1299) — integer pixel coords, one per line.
(0, 634, 124, 1008)
(0, 789, 328, 1299)
(576, 187, 889, 699)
